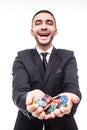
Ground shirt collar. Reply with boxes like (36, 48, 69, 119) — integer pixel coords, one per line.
(36, 45, 53, 55)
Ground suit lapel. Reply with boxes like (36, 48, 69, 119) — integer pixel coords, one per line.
(31, 49, 45, 78)
(31, 48, 60, 87)
(43, 47, 59, 87)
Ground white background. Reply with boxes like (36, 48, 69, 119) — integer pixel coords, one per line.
(0, 0, 87, 130)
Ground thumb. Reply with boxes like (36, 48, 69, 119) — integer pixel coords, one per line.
(71, 94, 80, 104)
(26, 92, 34, 106)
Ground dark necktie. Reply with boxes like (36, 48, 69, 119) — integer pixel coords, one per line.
(41, 52, 48, 71)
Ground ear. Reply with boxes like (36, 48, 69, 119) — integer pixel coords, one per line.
(54, 28, 58, 36)
(31, 29, 34, 36)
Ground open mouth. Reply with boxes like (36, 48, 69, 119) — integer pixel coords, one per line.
(38, 32, 51, 37)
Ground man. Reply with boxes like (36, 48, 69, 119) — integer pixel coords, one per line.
(12, 10, 82, 130)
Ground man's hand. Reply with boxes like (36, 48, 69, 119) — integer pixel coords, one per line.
(26, 91, 80, 120)
(44, 92, 80, 119)
(26, 89, 46, 119)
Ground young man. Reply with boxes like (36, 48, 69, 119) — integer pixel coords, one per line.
(12, 10, 82, 130)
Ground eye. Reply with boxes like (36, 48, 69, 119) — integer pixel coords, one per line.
(35, 20, 42, 25)
(47, 22, 53, 25)
(46, 20, 53, 25)
(35, 22, 41, 25)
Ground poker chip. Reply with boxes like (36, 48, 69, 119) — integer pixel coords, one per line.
(46, 103, 58, 114)
(42, 94, 52, 104)
(34, 99, 47, 107)
(59, 95, 68, 104)
(32, 95, 68, 114)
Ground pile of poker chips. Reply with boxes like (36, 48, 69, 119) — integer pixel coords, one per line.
(33, 94, 68, 114)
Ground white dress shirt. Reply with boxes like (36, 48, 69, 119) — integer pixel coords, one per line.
(36, 45, 53, 63)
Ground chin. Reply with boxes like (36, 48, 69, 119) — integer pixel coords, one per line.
(39, 42, 51, 46)
(38, 40, 51, 46)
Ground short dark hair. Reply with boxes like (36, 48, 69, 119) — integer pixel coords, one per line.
(32, 9, 56, 27)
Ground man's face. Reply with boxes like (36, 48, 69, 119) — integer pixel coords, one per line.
(31, 12, 57, 46)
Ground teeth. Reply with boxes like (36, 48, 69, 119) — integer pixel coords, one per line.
(39, 33, 49, 37)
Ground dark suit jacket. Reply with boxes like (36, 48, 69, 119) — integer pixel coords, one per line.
(12, 47, 81, 130)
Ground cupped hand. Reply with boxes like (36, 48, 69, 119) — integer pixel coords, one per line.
(44, 92, 80, 119)
(26, 89, 46, 119)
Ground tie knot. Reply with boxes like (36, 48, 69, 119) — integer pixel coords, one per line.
(41, 52, 48, 57)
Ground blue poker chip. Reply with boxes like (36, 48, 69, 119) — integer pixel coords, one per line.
(59, 95, 68, 105)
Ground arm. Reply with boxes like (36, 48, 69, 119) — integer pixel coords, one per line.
(61, 51, 82, 116)
(12, 53, 45, 118)
(12, 54, 31, 117)
(46, 51, 82, 119)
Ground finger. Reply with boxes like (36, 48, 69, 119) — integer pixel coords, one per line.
(38, 111, 45, 120)
(60, 100, 73, 114)
(31, 106, 44, 118)
(44, 113, 51, 120)
(71, 94, 80, 104)
(59, 106, 71, 115)
(32, 112, 39, 118)
(33, 106, 43, 115)
(26, 93, 33, 105)
(27, 104, 38, 113)
(54, 109, 64, 117)
(50, 111, 56, 119)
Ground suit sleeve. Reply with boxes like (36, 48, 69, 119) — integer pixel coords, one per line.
(62, 51, 82, 116)
(12, 52, 32, 118)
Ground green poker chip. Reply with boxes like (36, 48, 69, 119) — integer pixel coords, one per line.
(46, 103, 58, 114)
(34, 99, 47, 107)
(58, 103, 67, 108)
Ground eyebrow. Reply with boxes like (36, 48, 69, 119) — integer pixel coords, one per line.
(35, 19, 54, 24)
(46, 19, 54, 24)
(35, 19, 42, 23)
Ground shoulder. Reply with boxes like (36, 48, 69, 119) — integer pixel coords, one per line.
(14, 49, 35, 62)
(18, 49, 33, 55)
(56, 48, 77, 65)
(57, 48, 74, 54)
(53, 48, 77, 63)
(55, 48, 74, 57)
(16, 49, 35, 58)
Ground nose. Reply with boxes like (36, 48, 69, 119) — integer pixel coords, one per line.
(41, 22, 47, 30)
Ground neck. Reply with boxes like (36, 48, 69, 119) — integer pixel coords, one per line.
(37, 43, 52, 51)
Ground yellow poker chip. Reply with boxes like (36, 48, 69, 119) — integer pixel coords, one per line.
(32, 100, 35, 104)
